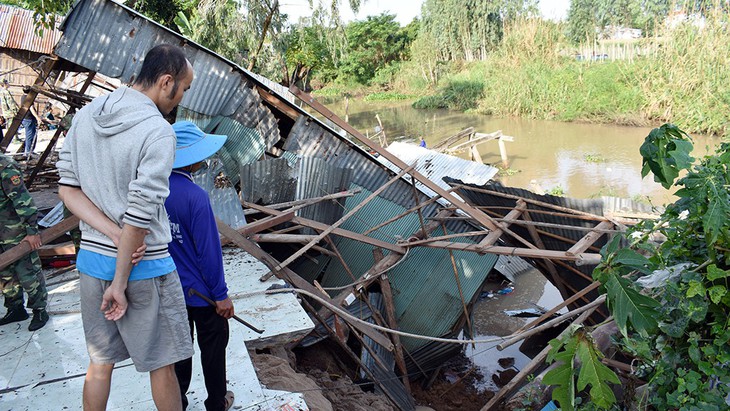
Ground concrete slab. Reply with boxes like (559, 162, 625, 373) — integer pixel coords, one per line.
(0, 248, 313, 410)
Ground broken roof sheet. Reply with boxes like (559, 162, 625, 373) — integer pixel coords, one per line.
(378, 141, 500, 203)
(0, 5, 62, 54)
(319, 185, 499, 352)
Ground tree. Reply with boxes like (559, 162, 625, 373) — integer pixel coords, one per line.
(338, 13, 410, 84)
(417, 0, 536, 62)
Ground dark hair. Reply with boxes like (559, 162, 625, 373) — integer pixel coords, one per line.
(133, 44, 189, 89)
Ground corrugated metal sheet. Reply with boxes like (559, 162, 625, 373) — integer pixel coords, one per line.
(206, 116, 266, 185)
(321, 185, 499, 352)
(494, 255, 534, 283)
(283, 116, 440, 213)
(240, 158, 297, 206)
(405, 339, 463, 379)
(192, 161, 247, 230)
(0, 5, 62, 54)
(379, 141, 499, 204)
(295, 156, 353, 232)
(54, 0, 282, 147)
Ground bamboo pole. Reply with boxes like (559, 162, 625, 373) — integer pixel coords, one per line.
(273, 164, 416, 272)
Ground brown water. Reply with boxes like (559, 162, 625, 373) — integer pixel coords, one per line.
(320, 97, 723, 206)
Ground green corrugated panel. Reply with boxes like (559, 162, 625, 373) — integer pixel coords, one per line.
(320, 184, 498, 352)
(205, 116, 266, 185)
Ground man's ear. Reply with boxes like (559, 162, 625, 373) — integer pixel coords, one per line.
(158, 74, 174, 90)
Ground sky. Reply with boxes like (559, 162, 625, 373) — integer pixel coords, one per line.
(279, 0, 571, 26)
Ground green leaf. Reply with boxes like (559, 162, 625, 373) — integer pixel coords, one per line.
(544, 335, 579, 411)
(613, 248, 654, 274)
(703, 197, 729, 246)
(707, 265, 730, 281)
(708, 285, 727, 305)
(576, 338, 620, 408)
(606, 272, 660, 336)
(687, 280, 706, 298)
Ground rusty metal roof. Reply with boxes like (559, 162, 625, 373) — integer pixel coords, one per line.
(0, 5, 62, 54)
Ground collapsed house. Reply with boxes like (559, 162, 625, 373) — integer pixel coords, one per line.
(0, 1, 652, 409)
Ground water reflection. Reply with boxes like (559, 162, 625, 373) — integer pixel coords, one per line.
(466, 269, 565, 391)
(318, 97, 721, 205)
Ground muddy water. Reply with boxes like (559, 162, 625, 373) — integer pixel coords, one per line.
(320, 97, 722, 206)
(465, 269, 565, 391)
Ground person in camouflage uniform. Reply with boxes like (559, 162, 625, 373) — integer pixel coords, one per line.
(0, 153, 48, 331)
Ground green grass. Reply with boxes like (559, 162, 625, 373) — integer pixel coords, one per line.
(400, 16, 730, 136)
(363, 92, 414, 102)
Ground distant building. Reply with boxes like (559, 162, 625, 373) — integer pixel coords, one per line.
(601, 26, 642, 40)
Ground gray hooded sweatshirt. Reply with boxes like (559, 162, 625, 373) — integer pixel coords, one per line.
(57, 86, 175, 260)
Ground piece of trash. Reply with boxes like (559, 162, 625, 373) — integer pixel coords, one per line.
(504, 308, 544, 318)
(496, 285, 514, 295)
(443, 369, 459, 384)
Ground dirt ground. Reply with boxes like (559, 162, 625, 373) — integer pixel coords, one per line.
(252, 340, 508, 411)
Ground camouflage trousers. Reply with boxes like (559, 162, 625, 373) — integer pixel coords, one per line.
(0, 243, 47, 310)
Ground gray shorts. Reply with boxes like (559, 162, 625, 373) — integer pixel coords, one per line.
(80, 271, 194, 372)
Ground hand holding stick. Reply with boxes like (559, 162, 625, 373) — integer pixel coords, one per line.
(189, 288, 264, 334)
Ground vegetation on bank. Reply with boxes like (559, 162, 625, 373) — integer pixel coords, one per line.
(539, 124, 730, 410)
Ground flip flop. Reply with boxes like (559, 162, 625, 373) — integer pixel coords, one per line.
(224, 390, 235, 411)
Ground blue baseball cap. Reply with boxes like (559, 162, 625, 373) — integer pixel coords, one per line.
(172, 121, 227, 168)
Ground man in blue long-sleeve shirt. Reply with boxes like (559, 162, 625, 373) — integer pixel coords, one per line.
(165, 121, 234, 411)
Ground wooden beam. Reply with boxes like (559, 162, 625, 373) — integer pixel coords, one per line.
(515, 281, 601, 334)
(290, 86, 503, 234)
(0, 216, 79, 271)
(566, 221, 614, 256)
(240, 211, 295, 236)
(244, 202, 406, 254)
(249, 234, 318, 243)
(363, 188, 455, 236)
(422, 240, 602, 265)
(431, 127, 475, 151)
(215, 217, 394, 351)
(274, 164, 416, 272)
(481, 302, 601, 410)
(242, 189, 359, 216)
(379, 274, 411, 394)
(255, 85, 300, 120)
(1, 57, 59, 152)
(478, 201, 526, 247)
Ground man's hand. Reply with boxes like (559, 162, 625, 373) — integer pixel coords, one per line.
(21, 234, 42, 250)
(215, 297, 234, 319)
(101, 283, 128, 321)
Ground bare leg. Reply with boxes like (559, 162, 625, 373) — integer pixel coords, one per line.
(150, 364, 183, 411)
(83, 363, 114, 411)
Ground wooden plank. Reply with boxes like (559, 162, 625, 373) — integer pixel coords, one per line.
(255, 86, 300, 119)
(290, 86, 503, 234)
(379, 275, 411, 394)
(566, 221, 614, 256)
(240, 211, 295, 236)
(0, 216, 79, 271)
(215, 217, 394, 351)
(244, 202, 406, 254)
(431, 127, 475, 151)
(249, 234, 318, 243)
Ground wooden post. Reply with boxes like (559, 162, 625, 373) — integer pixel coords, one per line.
(442, 221, 475, 347)
(1, 57, 59, 152)
(375, 114, 387, 147)
(498, 136, 509, 168)
(379, 274, 412, 394)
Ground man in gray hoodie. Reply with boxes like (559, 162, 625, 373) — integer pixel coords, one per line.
(57, 44, 195, 411)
